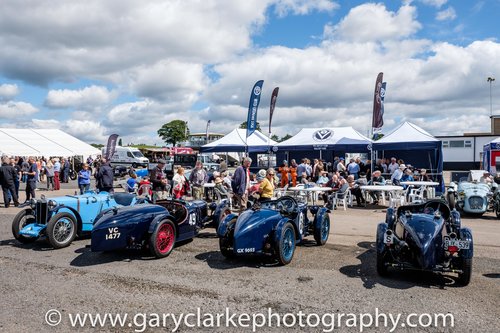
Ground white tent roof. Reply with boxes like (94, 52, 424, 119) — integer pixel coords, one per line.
(276, 127, 372, 150)
(0, 128, 101, 157)
(375, 122, 438, 143)
(201, 129, 277, 152)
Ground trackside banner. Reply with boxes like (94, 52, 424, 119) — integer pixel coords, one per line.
(269, 87, 279, 134)
(104, 134, 119, 161)
(372, 72, 384, 133)
(246, 80, 264, 138)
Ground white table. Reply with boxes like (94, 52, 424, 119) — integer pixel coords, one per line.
(203, 183, 215, 188)
(288, 186, 332, 205)
(400, 181, 439, 199)
(360, 185, 404, 205)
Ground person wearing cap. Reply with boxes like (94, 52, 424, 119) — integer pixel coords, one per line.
(214, 176, 230, 199)
(391, 163, 405, 185)
(387, 157, 399, 175)
(336, 157, 346, 176)
(150, 159, 169, 200)
(480, 171, 493, 185)
(189, 160, 207, 200)
(259, 168, 275, 202)
(77, 163, 92, 194)
(278, 160, 289, 188)
(316, 171, 329, 186)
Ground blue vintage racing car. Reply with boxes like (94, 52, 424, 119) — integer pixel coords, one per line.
(91, 198, 231, 258)
(217, 196, 331, 265)
(376, 199, 473, 286)
(11, 192, 142, 249)
(446, 170, 493, 216)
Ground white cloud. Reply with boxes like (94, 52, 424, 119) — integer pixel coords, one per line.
(436, 7, 456, 21)
(0, 84, 20, 100)
(31, 118, 107, 143)
(0, 101, 38, 118)
(325, 3, 421, 42)
(273, 0, 339, 17)
(45, 85, 115, 109)
(420, 0, 448, 8)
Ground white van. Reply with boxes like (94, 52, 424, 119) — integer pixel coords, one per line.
(101, 146, 149, 168)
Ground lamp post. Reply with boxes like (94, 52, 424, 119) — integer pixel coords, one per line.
(488, 77, 495, 117)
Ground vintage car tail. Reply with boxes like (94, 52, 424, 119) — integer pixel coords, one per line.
(91, 204, 165, 252)
(232, 209, 284, 255)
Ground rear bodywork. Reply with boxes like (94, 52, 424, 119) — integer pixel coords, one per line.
(376, 199, 473, 285)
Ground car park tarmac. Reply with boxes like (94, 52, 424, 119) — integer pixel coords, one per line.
(0, 184, 499, 332)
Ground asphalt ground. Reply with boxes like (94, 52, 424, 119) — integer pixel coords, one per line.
(0, 179, 499, 332)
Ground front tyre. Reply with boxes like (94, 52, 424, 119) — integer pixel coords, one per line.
(219, 218, 236, 259)
(47, 212, 77, 249)
(457, 257, 472, 286)
(149, 219, 176, 258)
(314, 214, 330, 246)
(447, 193, 456, 210)
(275, 222, 296, 265)
(12, 209, 37, 243)
(376, 228, 389, 276)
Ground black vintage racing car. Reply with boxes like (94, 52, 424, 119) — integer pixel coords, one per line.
(376, 199, 473, 286)
(91, 198, 231, 258)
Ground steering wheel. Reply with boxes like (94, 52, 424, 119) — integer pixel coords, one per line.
(276, 196, 298, 215)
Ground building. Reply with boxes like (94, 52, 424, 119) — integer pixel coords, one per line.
(436, 116, 500, 170)
(188, 132, 225, 149)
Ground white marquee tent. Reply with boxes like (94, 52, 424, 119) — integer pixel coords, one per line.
(200, 129, 277, 153)
(0, 128, 101, 157)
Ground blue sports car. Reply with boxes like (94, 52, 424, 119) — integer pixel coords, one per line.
(91, 198, 231, 258)
(217, 196, 331, 265)
(376, 199, 473, 286)
(12, 192, 142, 249)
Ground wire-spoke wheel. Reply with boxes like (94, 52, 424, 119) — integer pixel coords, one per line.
(150, 220, 176, 258)
(47, 212, 77, 249)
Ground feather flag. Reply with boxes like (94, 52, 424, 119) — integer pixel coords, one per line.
(269, 87, 279, 134)
(246, 80, 264, 138)
(372, 72, 384, 133)
(104, 134, 119, 161)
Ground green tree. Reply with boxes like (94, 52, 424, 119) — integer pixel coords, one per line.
(271, 134, 280, 141)
(118, 138, 123, 146)
(239, 121, 262, 132)
(157, 120, 189, 147)
(279, 134, 292, 142)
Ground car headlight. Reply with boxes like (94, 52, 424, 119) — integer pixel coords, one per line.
(30, 199, 37, 209)
(48, 200, 57, 208)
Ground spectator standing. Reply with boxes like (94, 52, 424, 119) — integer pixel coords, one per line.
(78, 163, 92, 194)
(387, 158, 399, 174)
(24, 157, 38, 201)
(11, 158, 21, 198)
(150, 159, 169, 200)
(231, 157, 252, 212)
(0, 156, 20, 207)
(62, 158, 70, 183)
(53, 158, 61, 190)
(278, 160, 289, 187)
(219, 159, 227, 174)
(172, 167, 189, 199)
(337, 158, 346, 176)
(189, 161, 207, 200)
(347, 158, 360, 179)
(95, 158, 114, 193)
(45, 160, 55, 190)
(289, 159, 298, 187)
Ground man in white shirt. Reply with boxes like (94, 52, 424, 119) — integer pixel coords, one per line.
(387, 157, 399, 174)
(391, 164, 405, 185)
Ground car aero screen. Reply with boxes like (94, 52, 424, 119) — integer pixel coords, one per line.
(158, 201, 188, 224)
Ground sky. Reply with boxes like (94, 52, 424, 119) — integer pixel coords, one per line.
(0, 0, 499, 145)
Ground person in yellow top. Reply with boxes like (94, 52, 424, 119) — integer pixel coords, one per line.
(259, 168, 275, 202)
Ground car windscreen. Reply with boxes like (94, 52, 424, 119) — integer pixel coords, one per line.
(132, 151, 144, 158)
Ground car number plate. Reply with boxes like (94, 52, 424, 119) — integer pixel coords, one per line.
(443, 237, 470, 249)
(383, 232, 393, 245)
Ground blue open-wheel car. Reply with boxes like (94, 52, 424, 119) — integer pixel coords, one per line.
(217, 196, 331, 265)
(91, 198, 231, 258)
(376, 199, 473, 286)
(11, 192, 142, 249)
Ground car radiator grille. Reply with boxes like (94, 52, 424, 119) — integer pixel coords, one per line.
(468, 196, 484, 210)
(36, 200, 49, 224)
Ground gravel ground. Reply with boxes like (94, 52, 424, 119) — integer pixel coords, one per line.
(0, 181, 499, 332)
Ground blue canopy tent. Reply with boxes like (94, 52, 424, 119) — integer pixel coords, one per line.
(482, 137, 500, 174)
(372, 122, 444, 192)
